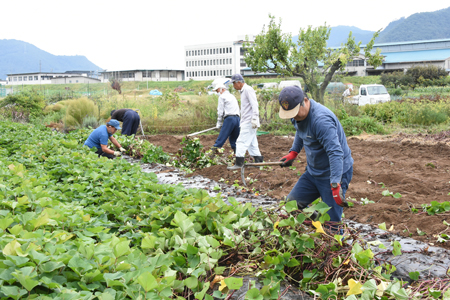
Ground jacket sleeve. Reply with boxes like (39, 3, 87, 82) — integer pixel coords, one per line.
(289, 119, 304, 154)
(245, 88, 259, 121)
(217, 96, 225, 122)
(314, 117, 344, 183)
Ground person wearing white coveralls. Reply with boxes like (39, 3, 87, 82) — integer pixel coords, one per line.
(228, 74, 263, 170)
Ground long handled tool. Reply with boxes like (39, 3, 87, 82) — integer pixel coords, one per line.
(187, 127, 217, 137)
(241, 162, 282, 187)
(135, 109, 145, 136)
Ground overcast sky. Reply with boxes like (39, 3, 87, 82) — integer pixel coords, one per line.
(2, 0, 449, 71)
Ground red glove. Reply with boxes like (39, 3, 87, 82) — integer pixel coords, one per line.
(331, 183, 348, 207)
(279, 151, 298, 167)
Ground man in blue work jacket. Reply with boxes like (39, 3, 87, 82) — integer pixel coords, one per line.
(278, 86, 353, 226)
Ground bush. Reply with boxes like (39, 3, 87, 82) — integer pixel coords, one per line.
(63, 97, 99, 128)
(340, 115, 385, 136)
(0, 91, 45, 120)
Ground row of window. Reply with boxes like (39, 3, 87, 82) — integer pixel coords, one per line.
(347, 59, 365, 67)
(187, 69, 233, 78)
(186, 47, 232, 57)
(9, 75, 40, 82)
(186, 58, 233, 67)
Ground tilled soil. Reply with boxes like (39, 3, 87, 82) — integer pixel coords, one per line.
(142, 133, 450, 250)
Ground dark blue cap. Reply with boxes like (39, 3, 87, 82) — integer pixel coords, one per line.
(278, 86, 304, 119)
(231, 74, 244, 83)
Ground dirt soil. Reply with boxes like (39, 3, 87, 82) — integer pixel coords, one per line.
(143, 132, 450, 250)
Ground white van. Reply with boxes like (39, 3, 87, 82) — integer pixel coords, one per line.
(278, 80, 302, 89)
(351, 84, 391, 106)
(256, 82, 279, 90)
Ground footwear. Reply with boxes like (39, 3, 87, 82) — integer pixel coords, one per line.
(232, 147, 236, 154)
(253, 156, 263, 163)
(227, 157, 245, 170)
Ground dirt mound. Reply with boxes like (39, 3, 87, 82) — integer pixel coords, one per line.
(145, 133, 450, 250)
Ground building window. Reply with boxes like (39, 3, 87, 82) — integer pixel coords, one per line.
(230, 47, 232, 53)
(186, 51, 188, 56)
(76, 80, 79, 83)
(186, 62, 188, 67)
(29, 76, 32, 81)
(129, 73, 134, 78)
(13, 77, 17, 81)
(18, 77, 22, 81)
(23, 76, 27, 81)
(34, 76, 38, 80)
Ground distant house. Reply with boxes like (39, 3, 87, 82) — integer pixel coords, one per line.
(100, 69, 184, 82)
(6, 72, 100, 86)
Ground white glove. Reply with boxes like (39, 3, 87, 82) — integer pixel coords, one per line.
(114, 151, 122, 157)
(251, 119, 258, 129)
(216, 121, 223, 129)
(119, 147, 126, 152)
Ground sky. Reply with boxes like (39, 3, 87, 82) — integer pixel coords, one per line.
(1, 0, 450, 71)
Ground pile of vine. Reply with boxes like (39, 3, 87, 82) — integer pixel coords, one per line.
(0, 122, 448, 299)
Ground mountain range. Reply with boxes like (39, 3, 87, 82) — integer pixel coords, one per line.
(0, 39, 101, 80)
(1, 6, 450, 80)
(325, 6, 450, 46)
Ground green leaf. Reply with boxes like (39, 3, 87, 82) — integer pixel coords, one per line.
(113, 240, 131, 258)
(409, 271, 420, 281)
(1, 286, 28, 299)
(137, 271, 158, 292)
(246, 288, 264, 300)
(184, 276, 198, 289)
(392, 241, 402, 256)
(378, 222, 386, 230)
(0, 217, 13, 230)
(224, 277, 243, 290)
(285, 201, 298, 213)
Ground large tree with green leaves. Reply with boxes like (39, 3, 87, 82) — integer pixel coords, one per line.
(244, 16, 384, 103)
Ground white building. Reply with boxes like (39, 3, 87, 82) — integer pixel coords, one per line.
(184, 35, 256, 81)
(100, 69, 184, 82)
(6, 71, 99, 86)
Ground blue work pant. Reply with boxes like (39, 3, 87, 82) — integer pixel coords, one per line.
(287, 166, 353, 223)
(122, 110, 140, 136)
(214, 116, 240, 150)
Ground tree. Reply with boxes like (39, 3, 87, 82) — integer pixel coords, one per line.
(244, 16, 384, 103)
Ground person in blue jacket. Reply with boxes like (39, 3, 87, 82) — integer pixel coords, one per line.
(278, 86, 353, 228)
(110, 109, 141, 136)
(84, 119, 126, 159)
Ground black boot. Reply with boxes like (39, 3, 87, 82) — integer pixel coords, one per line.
(253, 156, 264, 163)
(232, 147, 236, 154)
(227, 157, 245, 170)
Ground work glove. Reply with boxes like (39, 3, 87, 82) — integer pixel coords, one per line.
(331, 183, 349, 207)
(251, 119, 258, 129)
(119, 147, 126, 153)
(114, 151, 122, 157)
(216, 121, 223, 129)
(279, 151, 298, 167)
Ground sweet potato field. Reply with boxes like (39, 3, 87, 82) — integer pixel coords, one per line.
(0, 122, 449, 299)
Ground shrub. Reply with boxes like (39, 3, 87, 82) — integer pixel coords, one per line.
(63, 97, 99, 128)
(81, 115, 100, 129)
(0, 91, 45, 119)
(340, 115, 385, 136)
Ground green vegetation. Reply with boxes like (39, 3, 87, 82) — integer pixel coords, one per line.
(243, 16, 383, 103)
(0, 121, 448, 299)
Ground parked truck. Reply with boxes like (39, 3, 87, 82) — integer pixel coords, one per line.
(350, 84, 391, 106)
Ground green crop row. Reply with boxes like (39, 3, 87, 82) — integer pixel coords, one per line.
(0, 122, 446, 299)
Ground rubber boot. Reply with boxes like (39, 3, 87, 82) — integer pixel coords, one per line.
(232, 147, 236, 154)
(227, 157, 245, 170)
(253, 156, 263, 163)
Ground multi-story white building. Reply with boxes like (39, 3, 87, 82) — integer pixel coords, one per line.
(184, 35, 256, 81)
